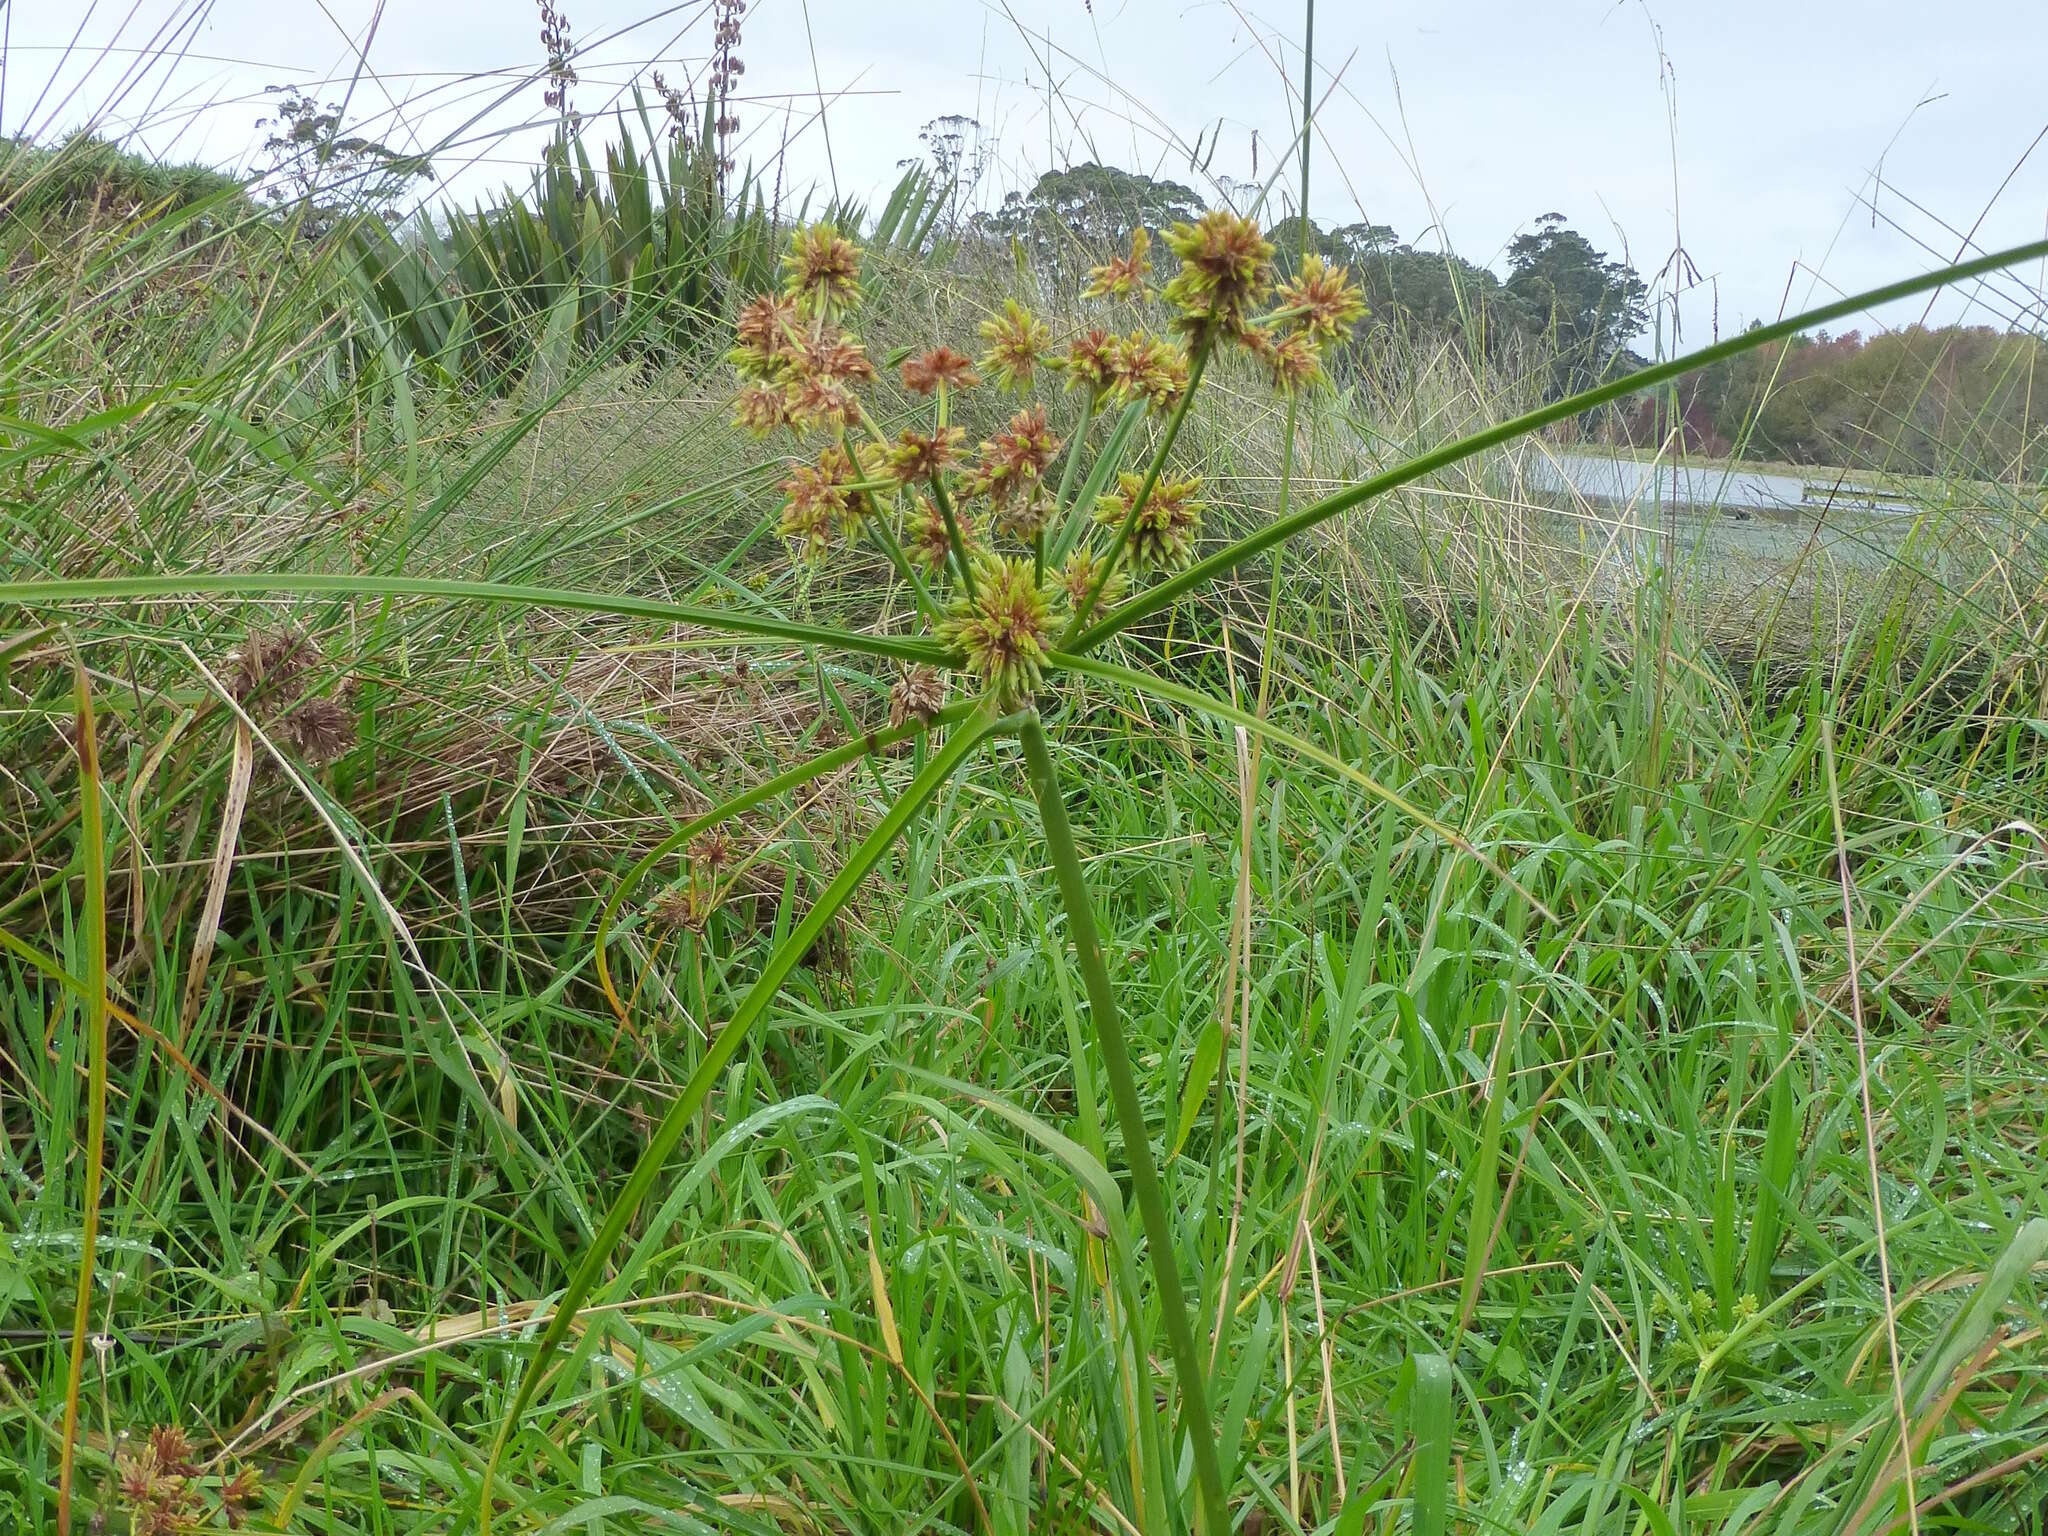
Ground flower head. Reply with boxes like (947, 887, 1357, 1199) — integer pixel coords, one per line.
(884, 425, 965, 485)
(732, 381, 791, 436)
(1109, 330, 1190, 415)
(731, 291, 801, 376)
(1261, 328, 1324, 394)
(689, 826, 736, 873)
(795, 326, 875, 386)
(1063, 327, 1120, 402)
(1163, 210, 1274, 338)
(977, 299, 1052, 392)
(282, 696, 355, 764)
(1084, 226, 1152, 300)
(1274, 254, 1367, 342)
(1095, 470, 1205, 572)
(781, 221, 862, 316)
(906, 493, 979, 574)
(231, 626, 318, 704)
(779, 445, 860, 560)
(940, 555, 1064, 706)
(1059, 547, 1128, 611)
(901, 345, 980, 395)
(974, 405, 1061, 505)
(889, 666, 948, 728)
(785, 376, 862, 434)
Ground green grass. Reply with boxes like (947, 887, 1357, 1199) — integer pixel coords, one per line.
(4, 94, 2048, 1536)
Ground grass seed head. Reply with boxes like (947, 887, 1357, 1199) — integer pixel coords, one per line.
(230, 625, 318, 705)
(907, 493, 978, 573)
(1063, 327, 1120, 401)
(977, 299, 1052, 392)
(281, 696, 355, 764)
(778, 445, 860, 560)
(731, 381, 791, 436)
(730, 291, 801, 376)
(1109, 330, 1189, 414)
(1059, 546, 1127, 610)
(900, 345, 979, 395)
(974, 405, 1061, 504)
(1274, 254, 1367, 342)
(1163, 210, 1274, 340)
(1084, 225, 1152, 300)
(1096, 469, 1204, 571)
(889, 665, 948, 728)
(941, 554, 1063, 707)
(884, 425, 965, 485)
(781, 221, 861, 317)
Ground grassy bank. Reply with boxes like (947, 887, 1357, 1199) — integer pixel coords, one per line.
(3, 122, 2048, 1536)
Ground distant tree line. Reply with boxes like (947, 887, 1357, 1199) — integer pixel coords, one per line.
(1629, 323, 2048, 478)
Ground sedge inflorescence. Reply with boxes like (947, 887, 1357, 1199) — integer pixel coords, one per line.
(726, 208, 1365, 711)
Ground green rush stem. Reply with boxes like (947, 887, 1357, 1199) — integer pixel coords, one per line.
(864, 506, 943, 627)
(1060, 331, 1215, 643)
(480, 705, 1017, 1534)
(1017, 713, 1231, 1536)
(928, 474, 977, 601)
(1067, 234, 2048, 655)
(1043, 391, 1098, 586)
(8, 573, 953, 669)
(1054, 389, 1098, 514)
(592, 697, 982, 1026)
(57, 653, 107, 1536)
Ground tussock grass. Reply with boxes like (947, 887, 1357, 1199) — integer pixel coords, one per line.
(5, 69, 2048, 1536)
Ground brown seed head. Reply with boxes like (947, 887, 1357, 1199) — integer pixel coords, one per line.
(230, 626, 319, 705)
(689, 826, 735, 872)
(889, 666, 948, 728)
(1163, 210, 1275, 338)
(781, 222, 861, 315)
(282, 696, 355, 765)
(1084, 226, 1153, 300)
(900, 345, 979, 395)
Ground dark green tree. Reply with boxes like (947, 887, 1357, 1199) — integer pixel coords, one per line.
(973, 162, 1204, 284)
(1504, 213, 1649, 395)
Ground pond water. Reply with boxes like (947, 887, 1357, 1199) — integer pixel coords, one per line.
(1508, 450, 1954, 577)
(1524, 452, 1916, 517)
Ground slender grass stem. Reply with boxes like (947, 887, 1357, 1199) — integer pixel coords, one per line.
(1018, 713, 1230, 1536)
(55, 652, 107, 1536)
(8, 572, 954, 669)
(929, 474, 978, 600)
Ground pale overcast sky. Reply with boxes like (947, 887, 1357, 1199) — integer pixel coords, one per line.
(8, 0, 2047, 342)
